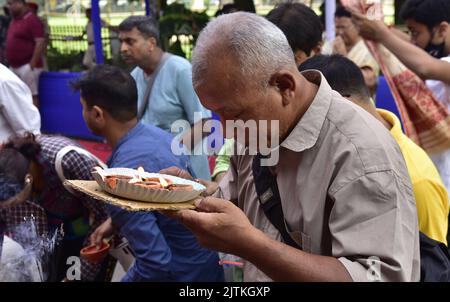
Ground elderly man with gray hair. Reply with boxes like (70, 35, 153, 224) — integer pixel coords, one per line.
(163, 12, 420, 282)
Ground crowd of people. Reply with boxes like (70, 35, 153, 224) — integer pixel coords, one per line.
(1, 0, 450, 282)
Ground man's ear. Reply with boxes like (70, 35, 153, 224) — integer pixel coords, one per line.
(438, 21, 449, 37)
(310, 42, 323, 57)
(269, 71, 296, 106)
(294, 49, 308, 66)
(147, 36, 158, 51)
(92, 105, 106, 124)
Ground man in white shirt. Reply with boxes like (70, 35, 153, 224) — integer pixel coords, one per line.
(82, 8, 96, 69)
(0, 63, 41, 143)
(332, 6, 379, 96)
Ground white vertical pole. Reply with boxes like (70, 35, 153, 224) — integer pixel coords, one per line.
(325, 0, 336, 41)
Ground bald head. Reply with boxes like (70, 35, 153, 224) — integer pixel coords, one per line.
(192, 12, 296, 90)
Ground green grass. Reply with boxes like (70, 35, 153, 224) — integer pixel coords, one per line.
(47, 13, 142, 26)
(45, 5, 278, 61)
(46, 4, 279, 27)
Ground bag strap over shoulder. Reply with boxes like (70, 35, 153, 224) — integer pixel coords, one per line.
(138, 52, 172, 120)
(251, 154, 301, 249)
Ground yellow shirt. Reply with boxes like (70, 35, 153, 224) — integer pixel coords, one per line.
(378, 109, 450, 245)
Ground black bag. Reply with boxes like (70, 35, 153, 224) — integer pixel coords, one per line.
(419, 232, 450, 282)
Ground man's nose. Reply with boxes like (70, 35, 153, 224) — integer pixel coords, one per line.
(120, 43, 129, 53)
